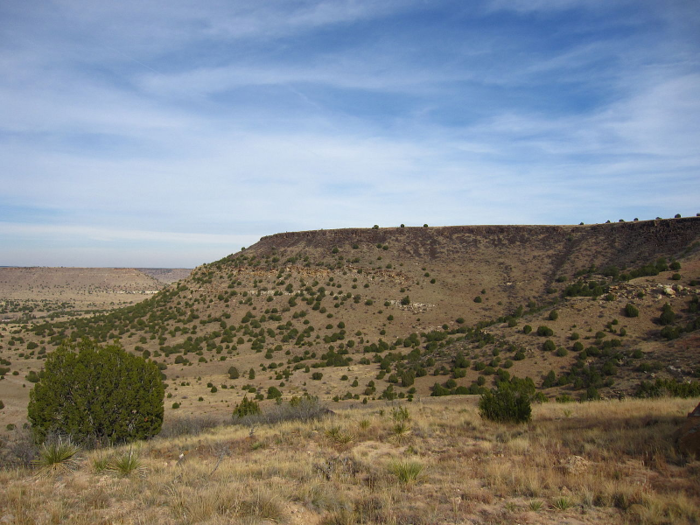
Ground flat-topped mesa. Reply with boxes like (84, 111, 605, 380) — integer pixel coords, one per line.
(241, 218, 700, 268)
(258, 224, 568, 246)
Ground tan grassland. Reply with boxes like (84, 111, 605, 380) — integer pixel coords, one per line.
(1, 397, 698, 524)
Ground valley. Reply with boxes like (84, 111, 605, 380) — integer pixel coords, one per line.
(1, 219, 699, 429)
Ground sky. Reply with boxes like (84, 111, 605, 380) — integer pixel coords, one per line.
(1, 0, 699, 268)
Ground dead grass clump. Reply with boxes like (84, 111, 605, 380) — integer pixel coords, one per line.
(235, 396, 331, 427)
(353, 494, 388, 522)
(237, 489, 286, 522)
(1, 427, 37, 468)
(169, 483, 286, 524)
(157, 414, 222, 439)
(295, 480, 353, 514)
(0, 397, 699, 524)
(321, 508, 359, 525)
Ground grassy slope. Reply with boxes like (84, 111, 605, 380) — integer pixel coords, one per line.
(1, 397, 699, 524)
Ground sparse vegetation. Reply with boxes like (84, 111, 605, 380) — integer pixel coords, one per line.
(2, 221, 700, 523)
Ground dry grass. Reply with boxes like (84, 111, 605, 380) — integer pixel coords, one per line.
(0, 396, 698, 524)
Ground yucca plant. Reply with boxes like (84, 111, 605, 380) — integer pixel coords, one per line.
(109, 447, 145, 477)
(528, 500, 544, 511)
(33, 436, 81, 476)
(553, 496, 572, 510)
(391, 406, 410, 423)
(389, 460, 423, 484)
(325, 426, 351, 444)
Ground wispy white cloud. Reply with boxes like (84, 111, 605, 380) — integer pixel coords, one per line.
(485, 0, 629, 14)
(1, 0, 698, 266)
(0, 222, 255, 246)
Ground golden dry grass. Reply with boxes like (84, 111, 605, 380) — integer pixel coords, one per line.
(1, 396, 698, 524)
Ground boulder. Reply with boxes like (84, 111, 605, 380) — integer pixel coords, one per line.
(675, 401, 700, 458)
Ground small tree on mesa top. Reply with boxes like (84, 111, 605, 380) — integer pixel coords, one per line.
(28, 339, 164, 445)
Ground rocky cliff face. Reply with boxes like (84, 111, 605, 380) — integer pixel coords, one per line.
(236, 218, 700, 280)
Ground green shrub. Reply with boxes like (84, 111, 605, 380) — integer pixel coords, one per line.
(549, 310, 559, 321)
(542, 370, 556, 388)
(474, 296, 482, 303)
(671, 273, 681, 281)
(660, 325, 683, 340)
(228, 366, 240, 379)
(28, 339, 164, 445)
(659, 303, 676, 325)
(624, 303, 639, 318)
(581, 386, 601, 401)
(237, 395, 327, 426)
(233, 396, 260, 418)
(478, 385, 532, 424)
(542, 339, 556, 352)
(523, 325, 532, 334)
(266, 386, 282, 399)
(556, 394, 574, 403)
(537, 326, 553, 337)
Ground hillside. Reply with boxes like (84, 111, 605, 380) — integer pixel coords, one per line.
(1, 219, 700, 430)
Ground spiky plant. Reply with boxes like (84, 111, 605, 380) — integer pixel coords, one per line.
(33, 436, 81, 476)
(388, 460, 423, 484)
(553, 497, 572, 510)
(325, 426, 351, 444)
(109, 448, 145, 477)
(529, 500, 544, 511)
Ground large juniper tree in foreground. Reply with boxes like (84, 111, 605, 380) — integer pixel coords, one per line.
(28, 339, 164, 444)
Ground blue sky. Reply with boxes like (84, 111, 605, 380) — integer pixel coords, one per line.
(1, 0, 699, 267)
